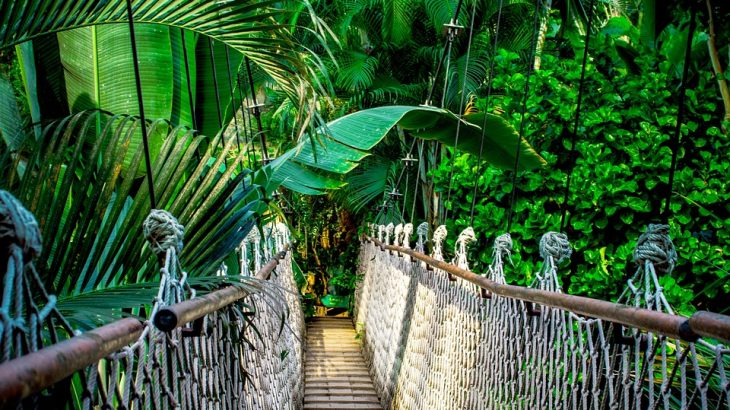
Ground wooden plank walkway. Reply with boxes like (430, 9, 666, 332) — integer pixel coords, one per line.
(303, 317, 382, 410)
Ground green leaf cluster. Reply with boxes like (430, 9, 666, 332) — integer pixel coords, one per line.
(434, 20, 730, 315)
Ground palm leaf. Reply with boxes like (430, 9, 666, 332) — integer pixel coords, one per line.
(302, 105, 546, 170)
(0, 110, 267, 297)
(56, 274, 284, 329)
(194, 36, 243, 138)
(0, 0, 330, 133)
(18, 34, 70, 121)
(336, 50, 379, 92)
(339, 155, 393, 212)
(260, 104, 545, 197)
(381, 0, 414, 46)
(0, 77, 23, 150)
(56, 24, 171, 173)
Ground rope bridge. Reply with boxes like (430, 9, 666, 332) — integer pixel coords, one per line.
(355, 222, 730, 410)
(0, 191, 303, 409)
(2, 193, 730, 410)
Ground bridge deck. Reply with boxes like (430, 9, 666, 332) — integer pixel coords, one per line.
(303, 317, 382, 409)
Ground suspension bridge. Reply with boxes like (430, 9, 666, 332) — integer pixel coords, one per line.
(1, 0, 729, 409)
(0, 192, 729, 409)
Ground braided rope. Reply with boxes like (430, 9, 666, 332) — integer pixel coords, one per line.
(143, 209, 184, 257)
(432, 225, 447, 261)
(415, 222, 429, 253)
(355, 221, 729, 410)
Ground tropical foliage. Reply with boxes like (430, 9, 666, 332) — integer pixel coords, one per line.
(0, 0, 335, 326)
(432, 7, 730, 315)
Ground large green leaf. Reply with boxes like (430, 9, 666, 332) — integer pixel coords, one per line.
(425, 112, 548, 171)
(57, 24, 172, 173)
(0, 78, 23, 150)
(263, 105, 545, 197)
(0, 0, 329, 125)
(195, 37, 243, 139)
(270, 158, 345, 195)
(20, 34, 70, 120)
(300, 105, 546, 171)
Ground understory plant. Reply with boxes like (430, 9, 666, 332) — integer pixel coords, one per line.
(433, 14, 729, 315)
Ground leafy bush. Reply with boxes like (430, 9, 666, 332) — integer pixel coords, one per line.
(433, 21, 729, 315)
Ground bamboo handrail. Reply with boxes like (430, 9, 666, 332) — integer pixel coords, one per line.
(0, 318, 143, 406)
(366, 237, 730, 344)
(153, 244, 290, 332)
(0, 244, 291, 405)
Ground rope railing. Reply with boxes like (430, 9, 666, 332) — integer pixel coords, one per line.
(153, 244, 291, 332)
(356, 223, 730, 409)
(0, 191, 303, 409)
(365, 236, 728, 344)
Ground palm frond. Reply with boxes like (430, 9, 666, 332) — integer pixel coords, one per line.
(0, 110, 267, 298)
(0, 0, 332, 134)
(366, 78, 425, 105)
(0, 77, 23, 150)
(336, 51, 380, 92)
(56, 274, 287, 330)
(381, 0, 415, 46)
(338, 155, 394, 212)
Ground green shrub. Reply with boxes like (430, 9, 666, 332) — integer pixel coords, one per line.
(433, 27, 729, 315)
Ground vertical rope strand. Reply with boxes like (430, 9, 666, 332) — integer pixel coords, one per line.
(506, 0, 543, 232)
(443, 0, 479, 224)
(125, 0, 156, 209)
(410, 141, 423, 223)
(424, 0, 465, 106)
(663, 4, 697, 219)
(224, 46, 244, 172)
(559, 0, 596, 231)
(469, 0, 504, 225)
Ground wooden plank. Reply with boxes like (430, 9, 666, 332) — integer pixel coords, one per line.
(303, 318, 382, 410)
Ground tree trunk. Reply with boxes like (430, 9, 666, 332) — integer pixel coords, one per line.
(533, 0, 552, 70)
(640, 0, 656, 48)
(706, 0, 730, 131)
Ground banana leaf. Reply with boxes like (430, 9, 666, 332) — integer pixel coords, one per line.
(0, 0, 328, 117)
(307, 105, 546, 171)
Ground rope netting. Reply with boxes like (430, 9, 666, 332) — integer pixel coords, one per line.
(0, 191, 303, 409)
(356, 222, 730, 410)
(238, 224, 305, 409)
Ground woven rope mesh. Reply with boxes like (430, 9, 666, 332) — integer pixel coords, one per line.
(0, 198, 303, 409)
(354, 223, 730, 410)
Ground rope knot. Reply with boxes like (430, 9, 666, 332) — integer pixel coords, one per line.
(455, 227, 476, 249)
(633, 224, 677, 273)
(0, 190, 42, 259)
(416, 222, 429, 252)
(143, 210, 184, 256)
(246, 226, 261, 244)
(433, 225, 447, 244)
(385, 223, 394, 245)
(539, 232, 572, 264)
(493, 233, 513, 260)
(402, 223, 413, 248)
(403, 223, 414, 237)
(394, 224, 404, 246)
(416, 222, 429, 238)
(432, 225, 447, 261)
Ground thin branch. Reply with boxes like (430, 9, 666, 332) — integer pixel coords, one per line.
(706, 0, 730, 131)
